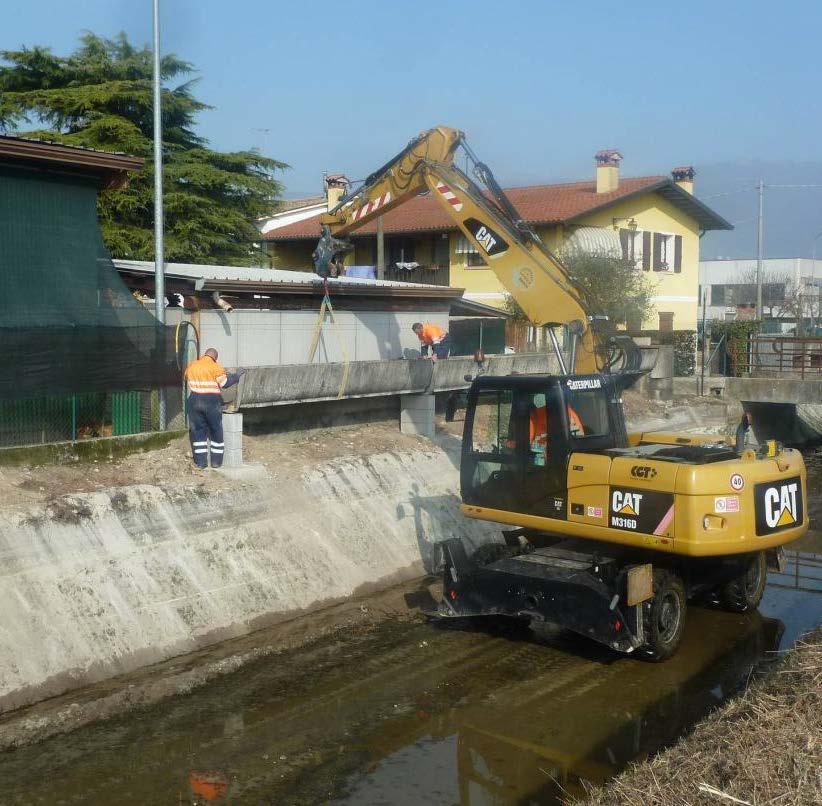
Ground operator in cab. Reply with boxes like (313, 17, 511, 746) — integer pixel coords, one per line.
(412, 322, 451, 361)
(184, 348, 242, 469)
(529, 402, 584, 466)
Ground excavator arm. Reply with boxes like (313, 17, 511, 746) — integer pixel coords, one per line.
(315, 126, 638, 375)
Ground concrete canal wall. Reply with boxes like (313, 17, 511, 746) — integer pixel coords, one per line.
(0, 447, 500, 714)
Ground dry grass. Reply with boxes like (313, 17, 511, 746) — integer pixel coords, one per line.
(577, 628, 822, 806)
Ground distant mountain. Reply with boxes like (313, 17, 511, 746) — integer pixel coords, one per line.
(696, 161, 822, 259)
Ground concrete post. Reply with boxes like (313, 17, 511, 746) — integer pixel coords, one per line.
(649, 344, 675, 401)
(222, 412, 243, 467)
(400, 393, 435, 438)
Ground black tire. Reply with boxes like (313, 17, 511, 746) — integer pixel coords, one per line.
(641, 570, 687, 662)
(720, 551, 767, 613)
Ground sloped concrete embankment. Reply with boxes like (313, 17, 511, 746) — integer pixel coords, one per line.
(0, 448, 499, 715)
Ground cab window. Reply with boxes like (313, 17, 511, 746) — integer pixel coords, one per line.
(470, 389, 514, 455)
(564, 387, 610, 438)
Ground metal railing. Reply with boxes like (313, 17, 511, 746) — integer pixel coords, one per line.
(767, 550, 822, 594)
(746, 336, 822, 378)
(383, 263, 450, 286)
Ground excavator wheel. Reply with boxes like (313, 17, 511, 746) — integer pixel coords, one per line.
(719, 551, 767, 613)
(640, 570, 687, 662)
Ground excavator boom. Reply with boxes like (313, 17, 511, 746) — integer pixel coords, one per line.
(316, 126, 606, 374)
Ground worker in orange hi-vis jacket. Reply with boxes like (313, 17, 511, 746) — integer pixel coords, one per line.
(183, 348, 241, 469)
(412, 322, 451, 361)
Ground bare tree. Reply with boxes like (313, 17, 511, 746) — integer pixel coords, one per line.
(731, 268, 819, 331)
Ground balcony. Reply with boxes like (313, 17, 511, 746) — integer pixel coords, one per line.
(381, 263, 450, 287)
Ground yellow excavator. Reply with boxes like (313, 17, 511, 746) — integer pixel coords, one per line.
(315, 126, 807, 659)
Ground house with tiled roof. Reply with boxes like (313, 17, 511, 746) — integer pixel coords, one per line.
(260, 153, 731, 331)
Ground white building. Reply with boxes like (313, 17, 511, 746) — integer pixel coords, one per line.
(698, 258, 822, 326)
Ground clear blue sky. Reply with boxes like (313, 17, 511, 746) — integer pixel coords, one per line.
(3, 0, 821, 197)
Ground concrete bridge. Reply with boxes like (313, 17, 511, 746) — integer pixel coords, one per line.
(230, 354, 560, 438)
(724, 377, 822, 446)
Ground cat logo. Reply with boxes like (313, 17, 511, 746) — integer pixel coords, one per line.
(612, 490, 643, 516)
(463, 217, 509, 258)
(754, 476, 803, 535)
(764, 482, 798, 528)
(631, 465, 657, 479)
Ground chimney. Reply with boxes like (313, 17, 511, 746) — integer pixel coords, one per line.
(671, 165, 695, 194)
(325, 174, 349, 211)
(595, 149, 622, 194)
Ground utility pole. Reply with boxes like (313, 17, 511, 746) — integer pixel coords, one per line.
(152, 0, 166, 429)
(756, 179, 764, 320)
(812, 229, 822, 333)
(376, 215, 385, 280)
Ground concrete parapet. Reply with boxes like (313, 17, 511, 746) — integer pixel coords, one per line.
(726, 376, 822, 405)
(236, 354, 558, 409)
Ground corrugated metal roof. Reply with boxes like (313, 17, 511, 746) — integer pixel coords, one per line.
(113, 259, 462, 296)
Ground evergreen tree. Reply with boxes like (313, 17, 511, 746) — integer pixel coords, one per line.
(0, 33, 286, 264)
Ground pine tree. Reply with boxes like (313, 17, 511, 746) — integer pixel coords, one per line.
(0, 33, 287, 265)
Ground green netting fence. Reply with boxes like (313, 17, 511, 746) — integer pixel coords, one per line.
(0, 159, 179, 447)
(0, 390, 164, 448)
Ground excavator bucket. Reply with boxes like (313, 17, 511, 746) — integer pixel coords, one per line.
(312, 225, 354, 278)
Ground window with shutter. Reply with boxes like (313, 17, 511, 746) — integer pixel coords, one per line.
(653, 233, 675, 271)
(653, 233, 663, 271)
(619, 229, 631, 261)
(674, 235, 682, 272)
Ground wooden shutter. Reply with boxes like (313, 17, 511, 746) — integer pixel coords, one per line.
(642, 232, 651, 270)
(652, 233, 663, 271)
(619, 229, 630, 261)
(673, 235, 682, 272)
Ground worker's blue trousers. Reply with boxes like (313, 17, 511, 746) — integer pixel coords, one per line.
(187, 393, 224, 468)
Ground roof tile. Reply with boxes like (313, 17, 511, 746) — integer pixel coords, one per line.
(264, 176, 667, 240)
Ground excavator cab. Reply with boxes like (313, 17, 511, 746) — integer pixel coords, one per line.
(461, 374, 627, 519)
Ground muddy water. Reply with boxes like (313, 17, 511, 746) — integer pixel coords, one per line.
(1, 509, 821, 803)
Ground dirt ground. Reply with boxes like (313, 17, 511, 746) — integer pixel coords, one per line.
(0, 421, 432, 513)
(0, 389, 734, 513)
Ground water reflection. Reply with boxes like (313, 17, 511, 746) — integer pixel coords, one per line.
(3, 577, 814, 806)
(334, 609, 784, 805)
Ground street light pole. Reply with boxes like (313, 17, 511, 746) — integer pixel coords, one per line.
(756, 179, 764, 319)
(152, 0, 166, 429)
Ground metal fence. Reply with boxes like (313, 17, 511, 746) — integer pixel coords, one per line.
(768, 550, 822, 595)
(751, 336, 822, 378)
(0, 390, 163, 449)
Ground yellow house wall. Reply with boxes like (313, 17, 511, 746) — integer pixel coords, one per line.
(270, 241, 315, 271)
(447, 196, 700, 329)
(580, 196, 700, 330)
(447, 234, 508, 308)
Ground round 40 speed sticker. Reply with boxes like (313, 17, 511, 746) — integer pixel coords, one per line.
(730, 473, 745, 491)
